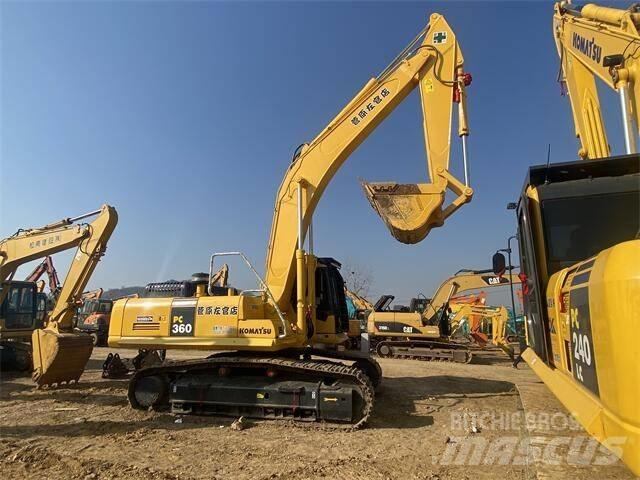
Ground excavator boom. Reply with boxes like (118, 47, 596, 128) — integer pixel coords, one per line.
(265, 13, 472, 309)
(554, 2, 640, 158)
(423, 269, 520, 321)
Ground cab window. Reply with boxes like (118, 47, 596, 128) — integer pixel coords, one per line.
(6, 285, 35, 314)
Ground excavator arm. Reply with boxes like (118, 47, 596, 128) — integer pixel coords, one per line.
(81, 288, 104, 301)
(210, 263, 229, 288)
(265, 13, 472, 309)
(449, 303, 514, 359)
(1, 205, 117, 329)
(24, 256, 60, 297)
(0, 205, 117, 386)
(554, 2, 640, 158)
(423, 268, 520, 322)
(345, 288, 374, 312)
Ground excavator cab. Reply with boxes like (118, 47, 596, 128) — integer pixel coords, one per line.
(76, 299, 114, 346)
(1, 281, 39, 334)
(313, 258, 349, 334)
(0, 281, 39, 370)
(512, 154, 640, 473)
(373, 295, 394, 312)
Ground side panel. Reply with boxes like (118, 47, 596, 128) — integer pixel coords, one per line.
(368, 311, 440, 338)
(540, 240, 640, 475)
(588, 241, 640, 427)
(109, 295, 284, 350)
(569, 284, 599, 397)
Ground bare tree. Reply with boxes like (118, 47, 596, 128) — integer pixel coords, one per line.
(342, 260, 373, 299)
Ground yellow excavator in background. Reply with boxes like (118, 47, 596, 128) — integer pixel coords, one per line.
(344, 288, 374, 349)
(81, 288, 104, 301)
(367, 268, 519, 362)
(448, 303, 514, 360)
(344, 288, 374, 316)
(108, 12, 472, 427)
(0, 205, 118, 386)
(493, 2, 639, 474)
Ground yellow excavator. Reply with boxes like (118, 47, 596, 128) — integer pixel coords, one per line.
(0, 205, 118, 386)
(108, 12, 472, 427)
(493, 2, 639, 474)
(448, 303, 514, 360)
(367, 268, 519, 362)
(344, 287, 374, 347)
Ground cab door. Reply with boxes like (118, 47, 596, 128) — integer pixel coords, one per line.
(517, 195, 552, 364)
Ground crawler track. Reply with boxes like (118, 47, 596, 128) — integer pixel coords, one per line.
(127, 354, 375, 430)
(374, 340, 472, 363)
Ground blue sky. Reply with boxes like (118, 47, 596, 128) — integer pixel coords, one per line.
(0, 1, 626, 306)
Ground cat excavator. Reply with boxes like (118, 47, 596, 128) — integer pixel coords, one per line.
(493, 2, 640, 474)
(367, 268, 519, 363)
(0, 205, 118, 386)
(107, 12, 472, 427)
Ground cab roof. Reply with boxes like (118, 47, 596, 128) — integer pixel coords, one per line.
(525, 153, 639, 190)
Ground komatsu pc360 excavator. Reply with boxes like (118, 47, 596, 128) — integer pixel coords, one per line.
(107, 12, 472, 427)
(0, 205, 118, 386)
(367, 268, 519, 363)
(495, 2, 640, 474)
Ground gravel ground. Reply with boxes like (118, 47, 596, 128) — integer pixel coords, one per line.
(0, 347, 634, 479)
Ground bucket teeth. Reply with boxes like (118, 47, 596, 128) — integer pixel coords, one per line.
(360, 181, 445, 244)
(31, 329, 94, 387)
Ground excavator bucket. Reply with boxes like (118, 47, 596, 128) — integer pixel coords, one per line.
(31, 328, 94, 387)
(361, 182, 446, 244)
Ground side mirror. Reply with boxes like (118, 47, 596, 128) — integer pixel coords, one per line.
(492, 252, 506, 276)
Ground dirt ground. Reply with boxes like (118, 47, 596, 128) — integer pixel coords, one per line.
(0, 347, 635, 480)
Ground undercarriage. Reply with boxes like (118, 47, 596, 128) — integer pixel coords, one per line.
(372, 338, 472, 363)
(127, 350, 380, 429)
